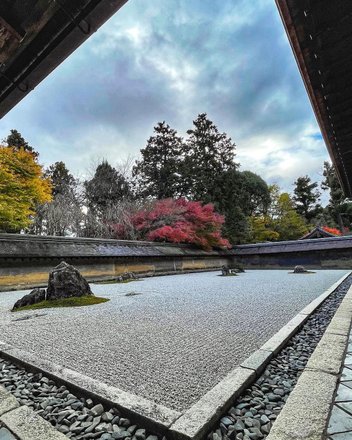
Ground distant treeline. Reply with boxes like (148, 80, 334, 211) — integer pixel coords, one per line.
(1, 116, 351, 248)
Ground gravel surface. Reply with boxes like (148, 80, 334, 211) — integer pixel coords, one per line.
(208, 274, 352, 440)
(0, 270, 347, 411)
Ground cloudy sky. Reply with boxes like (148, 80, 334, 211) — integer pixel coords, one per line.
(0, 0, 329, 192)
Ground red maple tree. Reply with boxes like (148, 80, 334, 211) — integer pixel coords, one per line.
(111, 198, 230, 250)
(322, 226, 342, 236)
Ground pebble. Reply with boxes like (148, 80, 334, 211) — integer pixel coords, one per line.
(90, 404, 104, 416)
(0, 357, 161, 440)
(135, 428, 146, 440)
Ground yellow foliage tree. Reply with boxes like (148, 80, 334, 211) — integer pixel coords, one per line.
(0, 146, 52, 231)
(248, 215, 279, 242)
(249, 185, 308, 243)
(274, 192, 308, 240)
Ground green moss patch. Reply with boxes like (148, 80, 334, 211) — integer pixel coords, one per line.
(12, 295, 109, 312)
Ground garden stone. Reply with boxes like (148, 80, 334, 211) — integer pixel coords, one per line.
(47, 261, 93, 299)
(234, 421, 245, 431)
(261, 424, 270, 435)
(85, 416, 101, 433)
(220, 417, 233, 426)
(111, 416, 120, 425)
(114, 431, 131, 439)
(134, 428, 146, 440)
(127, 425, 137, 434)
(90, 404, 104, 417)
(293, 265, 307, 273)
(12, 288, 46, 310)
(86, 398, 94, 408)
(273, 388, 285, 396)
(260, 415, 270, 425)
(102, 412, 114, 422)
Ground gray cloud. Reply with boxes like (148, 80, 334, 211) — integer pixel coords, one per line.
(0, 0, 329, 192)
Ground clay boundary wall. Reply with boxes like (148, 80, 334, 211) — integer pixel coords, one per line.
(232, 235, 352, 269)
(0, 234, 231, 291)
(1, 234, 352, 291)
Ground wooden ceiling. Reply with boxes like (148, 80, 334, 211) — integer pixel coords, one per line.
(276, 0, 352, 197)
(0, 0, 127, 118)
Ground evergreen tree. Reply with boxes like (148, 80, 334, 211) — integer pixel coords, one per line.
(212, 169, 248, 244)
(183, 113, 236, 201)
(5, 129, 38, 158)
(212, 169, 270, 244)
(322, 161, 345, 208)
(133, 122, 183, 199)
(85, 160, 131, 215)
(322, 161, 352, 231)
(293, 175, 321, 222)
(240, 171, 271, 216)
(45, 161, 76, 196)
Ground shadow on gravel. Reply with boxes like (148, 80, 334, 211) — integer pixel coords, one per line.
(12, 313, 47, 322)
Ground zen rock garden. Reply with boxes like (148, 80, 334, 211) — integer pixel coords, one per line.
(221, 265, 245, 276)
(292, 265, 315, 274)
(12, 262, 103, 311)
(0, 269, 350, 440)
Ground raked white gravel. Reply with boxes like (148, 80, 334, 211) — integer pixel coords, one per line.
(0, 269, 347, 411)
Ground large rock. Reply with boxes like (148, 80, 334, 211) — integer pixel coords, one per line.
(221, 265, 230, 276)
(293, 265, 307, 273)
(12, 288, 46, 310)
(116, 272, 137, 282)
(46, 261, 93, 300)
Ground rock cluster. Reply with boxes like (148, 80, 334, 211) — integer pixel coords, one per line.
(293, 265, 307, 273)
(116, 273, 137, 282)
(0, 359, 161, 440)
(208, 275, 351, 440)
(13, 262, 93, 310)
(221, 266, 244, 276)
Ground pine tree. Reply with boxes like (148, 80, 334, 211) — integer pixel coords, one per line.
(322, 162, 345, 210)
(45, 161, 76, 196)
(85, 161, 131, 215)
(5, 129, 38, 158)
(133, 122, 183, 199)
(183, 113, 236, 201)
(293, 175, 321, 222)
(322, 161, 352, 231)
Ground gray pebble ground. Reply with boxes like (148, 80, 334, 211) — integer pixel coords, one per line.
(0, 360, 161, 440)
(0, 270, 347, 412)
